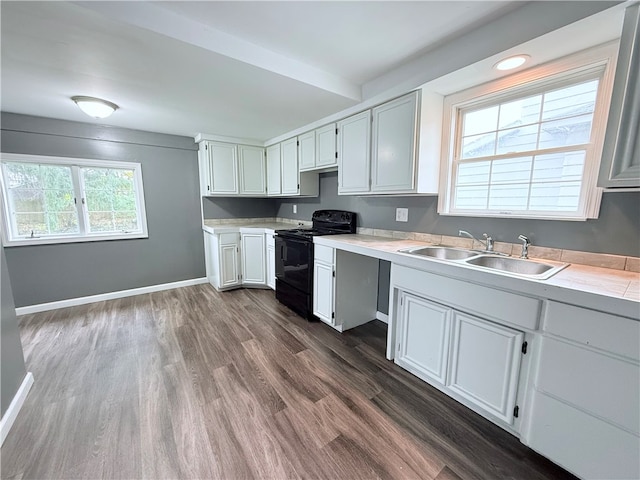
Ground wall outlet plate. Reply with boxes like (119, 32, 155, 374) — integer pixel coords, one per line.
(396, 208, 408, 222)
(293, 204, 297, 214)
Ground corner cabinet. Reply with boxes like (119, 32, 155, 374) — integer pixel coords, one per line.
(266, 233, 276, 290)
(204, 231, 241, 290)
(198, 141, 266, 196)
(241, 233, 266, 285)
(598, 3, 640, 189)
(298, 123, 338, 172)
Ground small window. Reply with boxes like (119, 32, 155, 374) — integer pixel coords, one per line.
(1, 154, 148, 246)
(439, 44, 617, 220)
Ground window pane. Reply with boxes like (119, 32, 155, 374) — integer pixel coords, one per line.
(454, 185, 488, 209)
(82, 167, 138, 234)
(456, 161, 491, 185)
(529, 181, 582, 211)
(532, 151, 585, 182)
(463, 105, 499, 136)
(541, 79, 598, 121)
(498, 95, 542, 129)
(538, 113, 594, 150)
(496, 124, 539, 155)
(488, 184, 530, 210)
(461, 132, 496, 159)
(491, 156, 532, 184)
(4, 162, 78, 236)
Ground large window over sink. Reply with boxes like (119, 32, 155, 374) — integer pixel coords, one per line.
(0, 153, 148, 246)
(438, 43, 617, 220)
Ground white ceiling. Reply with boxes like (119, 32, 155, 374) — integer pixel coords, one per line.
(0, 1, 625, 142)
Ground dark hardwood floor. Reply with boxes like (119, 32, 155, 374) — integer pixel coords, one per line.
(1, 285, 575, 480)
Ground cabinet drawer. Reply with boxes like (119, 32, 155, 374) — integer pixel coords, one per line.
(543, 301, 639, 360)
(392, 265, 541, 330)
(537, 336, 639, 434)
(529, 391, 640, 480)
(315, 244, 334, 265)
(219, 233, 238, 245)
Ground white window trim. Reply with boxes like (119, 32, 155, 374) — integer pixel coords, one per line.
(0, 153, 149, 246)
(438, 41, 618, 221)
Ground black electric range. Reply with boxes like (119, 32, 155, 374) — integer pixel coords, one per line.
(274, 210, 356, 319)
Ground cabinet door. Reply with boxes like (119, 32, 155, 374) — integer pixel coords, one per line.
(337, 111, 371, 194)
(281, 138, 300, 195)
(371, 92, 419, 193)
(219, 236, 240, 288)
(198, 143, 211, 196)
(316, 123, 337, 168)
(298, 131, 316, 171)
(266, 239, 275, 290)
(238, 145, 266, 195)
(598, 3, 640, 188)
(313, 261, 335, 325)
(241, 233, 266, 285)
(209, 142, 239, 194)
(203, 231, 216, 287)
(395, 292, 451, 385)
(266, 144, 282, 196)
(448, 312, 523, 424)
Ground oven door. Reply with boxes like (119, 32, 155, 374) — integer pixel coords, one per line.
(275, 234, 312, 293)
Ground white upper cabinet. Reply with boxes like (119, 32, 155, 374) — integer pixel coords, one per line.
(298, 131, 316, 171)
(598, 3, 640, 189)
(281, 137, 300, 195)
(266, 143, 282, 196)
(337, 110, 372, 194)
(371, 92, 419, 193)
(238, 145, 266, 196)
(199, 141, 266, 197)
(209, 142, 239, 195)
(316, 123, 337, 168)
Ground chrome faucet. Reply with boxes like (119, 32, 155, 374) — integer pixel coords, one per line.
(518, 235, 531, 259)
(459, 230, 494, 252)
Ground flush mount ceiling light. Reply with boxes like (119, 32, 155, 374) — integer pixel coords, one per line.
(494, 54, 530, 71)
(71, 96, 119, 118)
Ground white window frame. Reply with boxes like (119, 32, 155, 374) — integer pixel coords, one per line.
(0, 153, 149, 246)
(438, 42, 618, 221)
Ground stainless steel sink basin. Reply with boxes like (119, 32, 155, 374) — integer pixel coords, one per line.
(401, 246, 478, 260)
(464, 255, 568, 279)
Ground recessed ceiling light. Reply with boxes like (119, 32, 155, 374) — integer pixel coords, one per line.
(71, 96, 119, 118)
(494, 55, 530, 71)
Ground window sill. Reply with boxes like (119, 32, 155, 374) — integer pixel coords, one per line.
(2, 232, 149, 247)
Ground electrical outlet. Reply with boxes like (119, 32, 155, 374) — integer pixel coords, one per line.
(396, 208, 408, 222)
(293, 204, 297, 214)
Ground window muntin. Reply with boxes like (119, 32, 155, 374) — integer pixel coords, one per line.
(439, 45, 616, 220)
(0, 154, 148, 245)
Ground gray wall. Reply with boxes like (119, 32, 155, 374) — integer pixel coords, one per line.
(1, 241, 27, 417)
(276, 171, 640, 257)
(1, 113, 205, 308)
(203, 197, 277, 219)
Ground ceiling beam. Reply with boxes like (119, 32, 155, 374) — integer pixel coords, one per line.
(73, 1, 362, 102)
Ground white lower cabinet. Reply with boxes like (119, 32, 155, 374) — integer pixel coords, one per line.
(395, 292, 451, 386)
(266, 234, 275, 290)
(313, 246, 335, 325)
(204, 231, 241, 290)
(312, 244, 378, 332)
(204, 230, 273, 291)
(394, 287, 524, 427)
(241, 233, 265, 286)
(448, 312, 523, 425)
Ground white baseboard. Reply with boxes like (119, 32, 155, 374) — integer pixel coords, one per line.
(376, 311, 389, 324)
(1, 372, 34, 446)
(16, 278, 208, 316)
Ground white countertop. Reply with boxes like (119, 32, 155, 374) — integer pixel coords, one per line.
(202, 220, 301, 234)
(313, 234, 640, 319)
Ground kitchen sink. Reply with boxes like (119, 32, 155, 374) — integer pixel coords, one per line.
(464, 255, 568, 279)
(400, 246, 478, 260)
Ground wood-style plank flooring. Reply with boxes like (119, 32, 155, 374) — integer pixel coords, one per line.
(1, 285, 575, 479)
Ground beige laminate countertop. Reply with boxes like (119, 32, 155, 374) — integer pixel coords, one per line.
(202, 220, 302, 234)
(313, 234, 640, 308)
